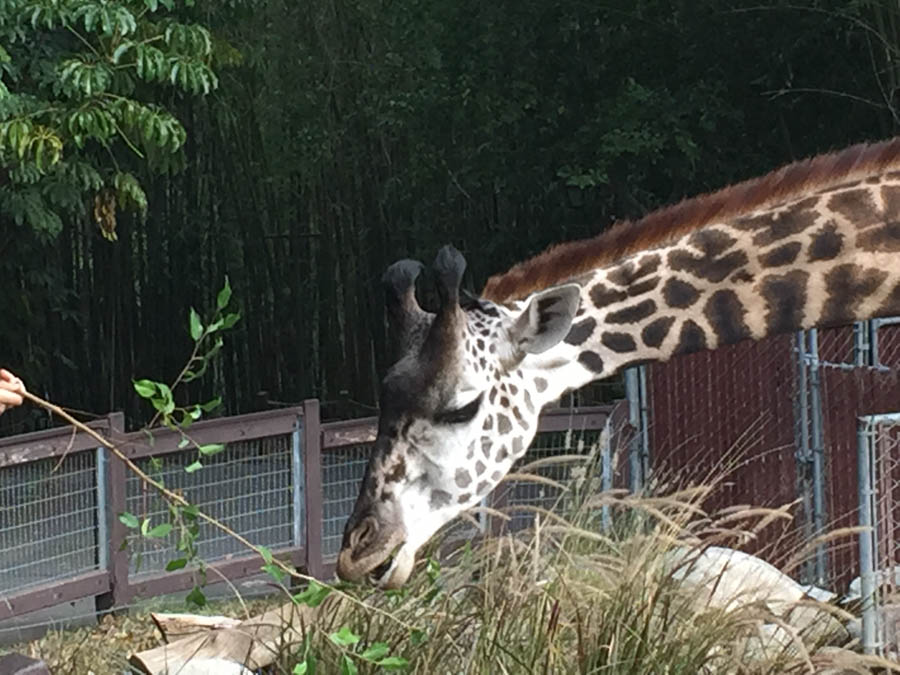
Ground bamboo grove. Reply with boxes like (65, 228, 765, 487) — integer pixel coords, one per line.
(1, 0, 899, 431)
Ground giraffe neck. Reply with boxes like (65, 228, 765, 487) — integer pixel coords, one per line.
(524, 175, 900, 401)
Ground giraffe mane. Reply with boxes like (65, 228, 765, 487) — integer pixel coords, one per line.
(481, 137, 900, 304)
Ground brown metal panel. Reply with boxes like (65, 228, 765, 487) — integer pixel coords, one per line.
(537, 406, 613, 433)
(128, 548, 304, 599)
(0, 418, 111, 468)
(118, 407, 303, 459)
(647, 335, 800, 566)
(0, 571, 109, 621)
(104, 412, 132, 608)
(303, 400, 325, 579)
(322, 417, 377, 449)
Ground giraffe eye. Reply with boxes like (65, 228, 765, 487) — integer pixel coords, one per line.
(435, 393, 484, 425)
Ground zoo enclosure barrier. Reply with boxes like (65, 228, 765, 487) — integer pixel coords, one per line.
(0, 400, 622, 622)
(642, 317, 900, 656)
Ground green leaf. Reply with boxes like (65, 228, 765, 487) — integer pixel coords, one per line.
(293, 580, 332, 608)
(146, 523, 173, 538)
(198, 443, 225, 456)
(376, 656, 409, 670)
(133, 379, 158, 398)
(262, 562, 285, 583)
(185, 460, 203, 473)
(221, 312, 241, 329)
(293, 663, 308, 675)
(199, 397, 222, 412)
(258, 545, 274, 564)
(186, 585, 206, 608)
(340, 654, 357, 675)
(119, 512, 140, 529)
(360, 642, 390, 661)
(329, 626, 360, 648)
(217, 276, 232, 310)
(166, 558, 188, 571)
(189, 308, 203, 341)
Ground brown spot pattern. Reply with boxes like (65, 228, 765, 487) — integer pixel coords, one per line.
(601, 332, 637, 353)
(704, 290, 751, 345)
(430, 490, 452, 508)
(808, 222, 843, 261)
(759, 241, 801, 267)
(455, 468, 472, 488)
(857, 221, 900, 252)
(675, 320, 707, 355)
(578, 351, 605, 373)
(642, 316, 675, 348)
(564, 317, 597, 346)
(497, 414, 512, 434)
(663, 278, 700, 308)
(821, 264, 887, 326)
(590, 283, 628, 308)
(760, 270, 809, 334)
(829, 189, 882, 226)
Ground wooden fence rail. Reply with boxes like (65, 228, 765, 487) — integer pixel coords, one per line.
(0, 401, 616, 621)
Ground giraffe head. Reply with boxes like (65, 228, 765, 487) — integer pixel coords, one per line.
(336, 245, 581, 588)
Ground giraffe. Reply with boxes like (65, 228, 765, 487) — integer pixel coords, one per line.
(336, 138, 900, 588)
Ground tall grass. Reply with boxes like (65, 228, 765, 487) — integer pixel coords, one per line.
(281, 450, 898, 675)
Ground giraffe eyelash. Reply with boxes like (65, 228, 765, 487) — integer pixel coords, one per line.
(434, 393, 484, 426)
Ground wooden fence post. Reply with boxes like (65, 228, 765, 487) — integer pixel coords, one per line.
(302, 399, 324, 579)
(96, 412, 131, 612)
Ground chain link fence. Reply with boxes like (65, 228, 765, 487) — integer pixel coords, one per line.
(644, 318, 900, 655)
(857, 413, 900, 656)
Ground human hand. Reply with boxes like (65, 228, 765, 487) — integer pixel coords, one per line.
(0, 369, 26, 414)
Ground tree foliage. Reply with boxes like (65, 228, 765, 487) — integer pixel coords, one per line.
(1, 0, 899, 431)
(0, 0, 220, 239)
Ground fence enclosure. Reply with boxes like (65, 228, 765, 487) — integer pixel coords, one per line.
(0, 402, 617, 622)
(644, 317, 900, 654)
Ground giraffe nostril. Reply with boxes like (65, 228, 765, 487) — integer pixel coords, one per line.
(350, 516, 378, 551)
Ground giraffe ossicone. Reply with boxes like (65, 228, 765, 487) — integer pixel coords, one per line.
(336, 138, 900, 588)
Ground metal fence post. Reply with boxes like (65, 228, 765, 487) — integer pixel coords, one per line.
(600, 416, 613, 531)
(857, 416, 880, 654)
(807, 329, 828, 585)
(625, 365, 648, 491)
(96, 444, 109, 573)
(302, 400, 324, 579)
(291, 414, 304, 566)
(794, 331, 814, 580)
(96, 412, 131, 612)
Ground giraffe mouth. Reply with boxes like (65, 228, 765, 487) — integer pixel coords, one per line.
(369, 543, 402, 584)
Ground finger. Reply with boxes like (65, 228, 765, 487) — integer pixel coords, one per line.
(0, 389, 23, 407)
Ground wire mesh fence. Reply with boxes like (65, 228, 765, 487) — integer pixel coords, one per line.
(318, 421, 619, 557)
(0, 404, 615, 621)
(125, 435, 294, 577)
(856, 414, 900, 656)
(645, 317, 900, 615)
(499, 427, 609, 532)
(321, 443, 370, 559)
(0, 450, 99, 595)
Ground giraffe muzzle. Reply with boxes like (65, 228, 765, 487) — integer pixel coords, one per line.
(336, 517, 408, 586)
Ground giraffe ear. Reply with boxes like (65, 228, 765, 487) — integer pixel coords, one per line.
(508, 284, 581, 357)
